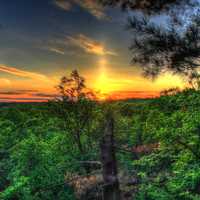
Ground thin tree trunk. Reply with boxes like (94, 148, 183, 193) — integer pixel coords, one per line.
(100, 112, 121, 200)
(76, 131, 84, 154)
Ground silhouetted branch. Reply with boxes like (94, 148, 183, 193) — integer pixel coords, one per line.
(127, 13, 200, 78)
(99, 0, 194, 13)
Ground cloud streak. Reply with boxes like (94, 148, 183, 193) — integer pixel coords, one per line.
(54, 0, 108, 20)
(0, 97, 49, 102)
(0, 89, 57, 102)
(0, 65, 48, 81)
(66, 34, 117, 56)
(54, 0, 72, 11)
(74, 0, 107, 20)
(0, 90, 38, 95)
(49, 47, 65, 55)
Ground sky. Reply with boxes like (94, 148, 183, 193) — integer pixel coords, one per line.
(0, 0, 187, 102)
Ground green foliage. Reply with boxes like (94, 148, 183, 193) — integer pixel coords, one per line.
(128, 89, 200, 200)
(0, 102, 100, 199)
(1, 88, 200, 199)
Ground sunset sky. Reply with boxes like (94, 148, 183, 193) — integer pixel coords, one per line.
(0, 0, 187, 102)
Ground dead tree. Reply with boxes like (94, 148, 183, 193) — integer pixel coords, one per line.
(100, 112, 121, 200)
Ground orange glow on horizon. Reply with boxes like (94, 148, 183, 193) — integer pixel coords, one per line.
(106, 90, 160, 100)
(0, 63, 187, 102)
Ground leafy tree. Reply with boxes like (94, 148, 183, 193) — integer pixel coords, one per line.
(127, 13, 200, 79)
(57, 69, 96, 102)
(49, 70, 99, 154)
(160, 87, 181, 96)
(99, 0, 200, 80)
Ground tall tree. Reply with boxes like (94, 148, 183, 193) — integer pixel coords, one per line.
(50, 70, 97, 154)
(57, 69, 95, 102)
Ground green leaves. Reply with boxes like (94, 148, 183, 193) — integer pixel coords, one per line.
(0, 176, 30, 200)
(2, 89, 200, 199)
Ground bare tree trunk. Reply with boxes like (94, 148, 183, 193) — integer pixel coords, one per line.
(75, 131, 84, 154)
(100, 112, 121, 200)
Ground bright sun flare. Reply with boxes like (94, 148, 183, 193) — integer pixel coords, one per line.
(94, 58, 111, 100)
(95, 59, 109, 91)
